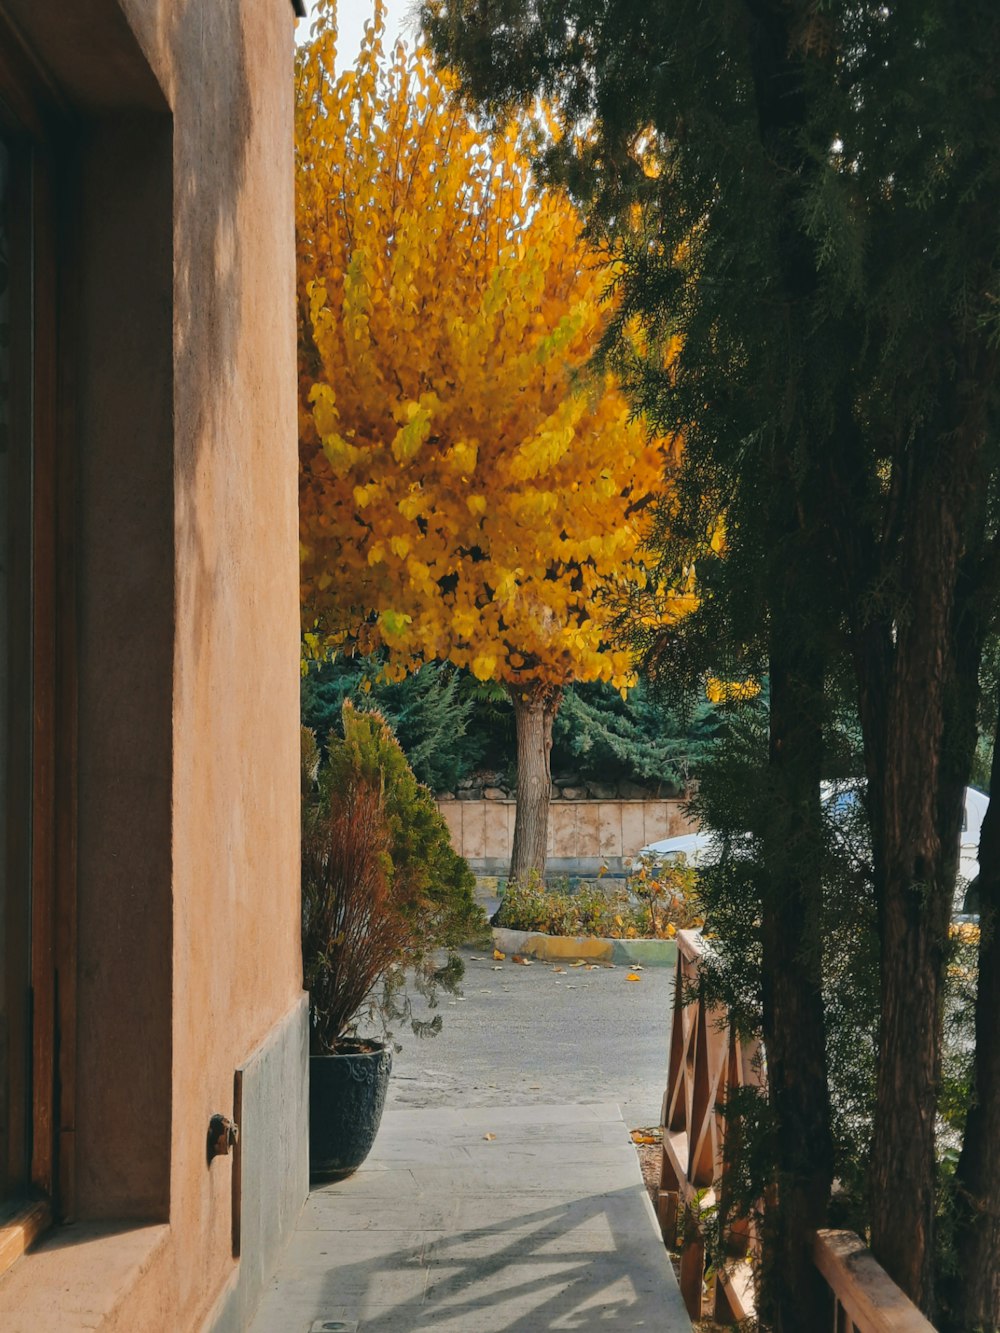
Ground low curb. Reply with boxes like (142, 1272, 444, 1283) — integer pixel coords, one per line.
(491, 926, 678, 969)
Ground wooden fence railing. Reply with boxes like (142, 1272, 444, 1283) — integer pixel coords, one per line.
(813, 1231, 936, 1333)
(658, 929, 938, 1330)
(658, 928, 762, 1322)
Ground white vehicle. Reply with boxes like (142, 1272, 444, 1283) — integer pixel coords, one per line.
(641, 786, 989, 915)
(638, 830, 718, 868)
(962, 785, 989, 847)
(958, 786, 988, 915)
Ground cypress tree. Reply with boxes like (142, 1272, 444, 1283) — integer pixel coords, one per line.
(425, 2, 1000, 1326)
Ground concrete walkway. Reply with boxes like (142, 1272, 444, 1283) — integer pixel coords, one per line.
(249, 1101, 691, 1332)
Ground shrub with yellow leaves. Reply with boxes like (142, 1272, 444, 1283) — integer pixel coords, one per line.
(493, 863, 702, 940)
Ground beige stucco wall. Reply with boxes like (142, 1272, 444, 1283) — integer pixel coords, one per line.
(151, 2, 304, 1323)
(438, 798, 698, 871)
(0, 1, 305, 1329)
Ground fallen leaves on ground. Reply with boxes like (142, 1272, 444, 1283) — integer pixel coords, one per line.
(483, 1133, 496, 1141)
(626, 972, 642, 982)
(553, 966, 566, 973)
(630, 1127, 663, 1146)
(512, 954, 533, 965)
(493, 949, 505, 960)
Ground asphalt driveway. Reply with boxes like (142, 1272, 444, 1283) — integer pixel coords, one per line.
(386, 945, 675, 1127)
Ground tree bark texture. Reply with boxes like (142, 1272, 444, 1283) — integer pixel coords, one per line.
(947, 702, 1000, 1332)
(508, 683, 561, 884)
(737, 13, 836, 1325)
(757, 543, 835, 1333)
(865, 426, 986, 1314)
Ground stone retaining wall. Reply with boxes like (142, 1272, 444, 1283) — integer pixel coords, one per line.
(436, 798, 697, 877)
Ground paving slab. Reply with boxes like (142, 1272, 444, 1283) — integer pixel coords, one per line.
(249, 1104, 691, 1332)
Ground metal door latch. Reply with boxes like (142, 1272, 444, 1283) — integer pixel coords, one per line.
(208, 1113, 239, 1161)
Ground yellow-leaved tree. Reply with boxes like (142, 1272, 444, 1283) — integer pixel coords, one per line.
(297, 0, 692, 882)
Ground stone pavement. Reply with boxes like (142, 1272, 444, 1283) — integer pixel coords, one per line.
(248, 1101, 692, 1332)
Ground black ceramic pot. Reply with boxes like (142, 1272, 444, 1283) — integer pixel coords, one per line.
(309, 1039, 392, 1181)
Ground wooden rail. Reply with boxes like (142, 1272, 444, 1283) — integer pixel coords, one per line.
(658, 930, 939, 1330)
(814, 1231, 936, 1333)
(658, 929, 762, 1322)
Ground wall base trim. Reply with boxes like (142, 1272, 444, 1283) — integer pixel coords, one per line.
(206, 993, 309, 1333)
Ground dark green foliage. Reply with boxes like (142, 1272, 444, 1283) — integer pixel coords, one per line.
(302, 656, 485, 791)
(304, 654, 726, 792)
(688, 689, 880, 1264)
(461, 677, 517, 783)
(970, 637, 1000, 794)
(551, 679, 728, 792)
(426, 2, 1000, 1317)
(933, 920, 981, 1319)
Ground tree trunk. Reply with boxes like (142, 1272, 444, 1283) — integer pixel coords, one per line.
(756, 543, 834, 1332)
(865, 440, 984, 1313)
(869, 840, 952, 1310)
(947, 700, 1000, 1332)
(735, 18, 836, 1322)
(508, 682, 561, 884)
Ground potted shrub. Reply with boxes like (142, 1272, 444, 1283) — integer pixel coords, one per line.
(302, 702, 483, 1180)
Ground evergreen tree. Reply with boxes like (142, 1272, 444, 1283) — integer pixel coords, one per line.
(552, 678, 734, 792)
(425, 3, 1000, 1327)
(304, 657, 729, 794)
(302, 657, 484, 792)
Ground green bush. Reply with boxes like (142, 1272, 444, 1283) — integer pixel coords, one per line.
(302, 702, 488, 1053)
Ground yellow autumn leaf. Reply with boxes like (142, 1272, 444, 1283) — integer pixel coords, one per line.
(296, 0, 702, 758)
(452, 607, 478, 638)
(706, 676, 761, 704)
(471, 653, 497, 682)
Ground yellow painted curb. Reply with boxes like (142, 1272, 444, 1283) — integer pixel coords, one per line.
(523, 934, 614, 962)
(490, 925, 678, 967)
